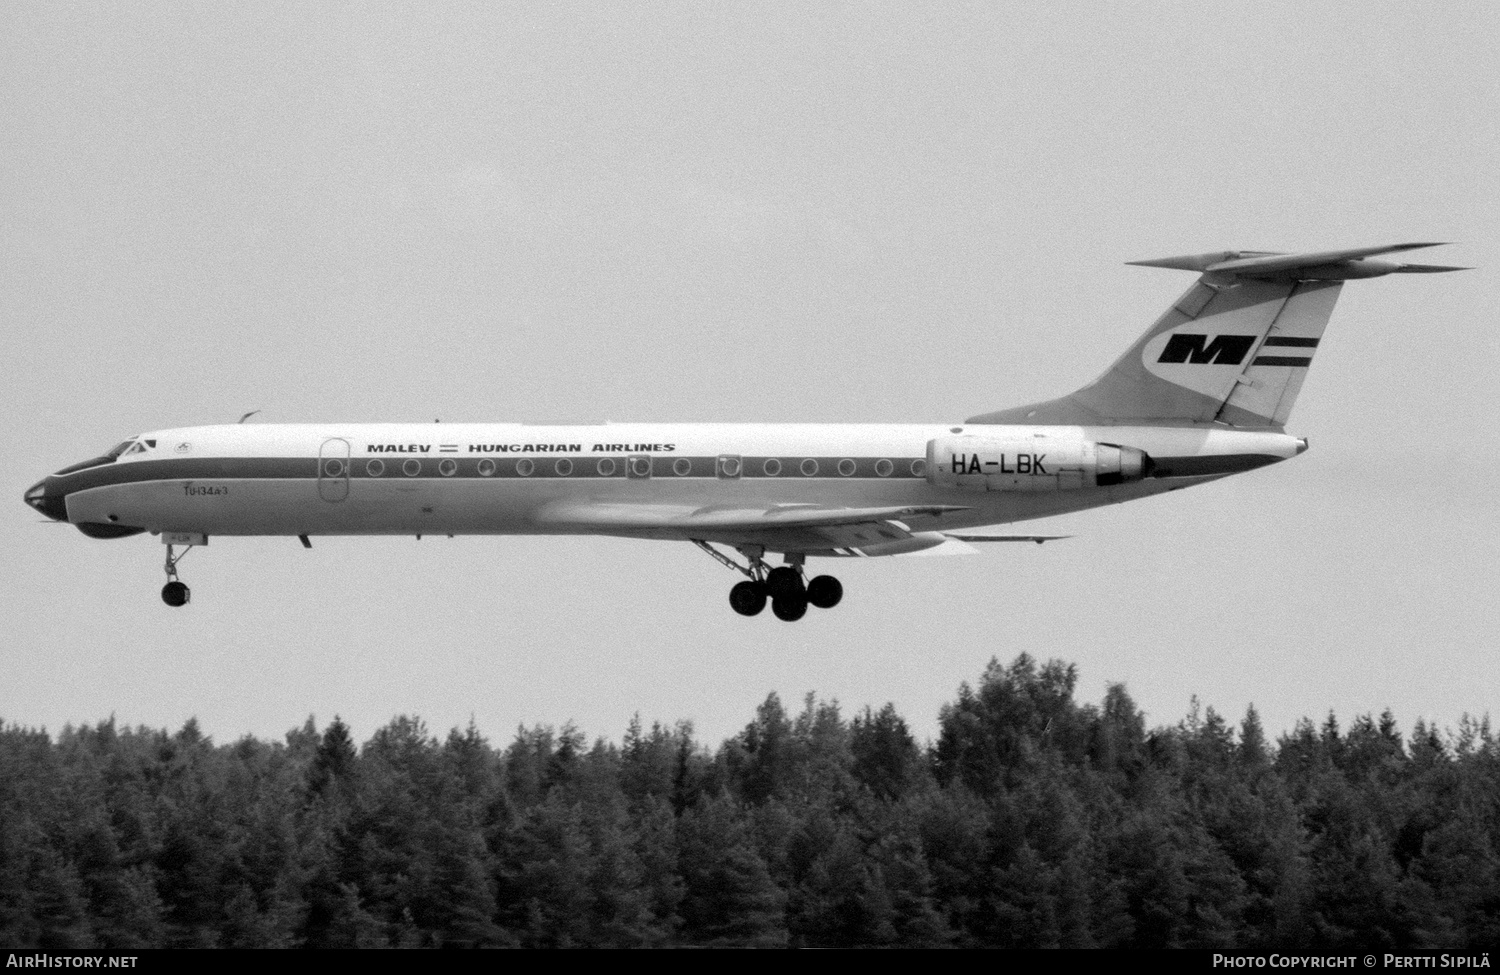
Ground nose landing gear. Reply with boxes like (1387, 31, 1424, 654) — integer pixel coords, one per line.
(692, 541, 843, 621)
(160, 541, 196, 607)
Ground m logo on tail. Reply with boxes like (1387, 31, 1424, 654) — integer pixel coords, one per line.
(1140, 324, 1270, 415)
(1156, 333, 1257, 365)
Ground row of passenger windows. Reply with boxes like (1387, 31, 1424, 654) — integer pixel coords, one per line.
(326, 457, 928, 479)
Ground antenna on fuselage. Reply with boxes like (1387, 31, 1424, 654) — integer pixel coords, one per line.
(237, 410, 261, 424)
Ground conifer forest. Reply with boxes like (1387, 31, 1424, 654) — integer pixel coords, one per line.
(2, 654, 1497, 948)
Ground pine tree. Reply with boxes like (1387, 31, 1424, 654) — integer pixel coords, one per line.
(851, 703, 925, 801)
(306, 716, 357, 799)
(676, 793, 788, 947)
(1239, 705, 1269, 769)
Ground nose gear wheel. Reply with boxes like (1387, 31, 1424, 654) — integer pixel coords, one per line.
(161, 543, 194, 607)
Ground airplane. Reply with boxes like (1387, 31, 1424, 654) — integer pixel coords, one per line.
(25, 243, 1464, 619)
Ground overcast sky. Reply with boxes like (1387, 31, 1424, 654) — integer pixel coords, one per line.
(4, 2, 1497, 750)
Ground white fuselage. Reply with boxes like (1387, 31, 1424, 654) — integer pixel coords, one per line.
(47, 422, 1303, 550)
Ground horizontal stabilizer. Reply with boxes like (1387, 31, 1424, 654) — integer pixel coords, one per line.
(1126, 251, 1276, 271)
(1128, 242, 1466, 282)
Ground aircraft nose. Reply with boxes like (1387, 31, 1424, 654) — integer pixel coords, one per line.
(24, 479, 68, 521)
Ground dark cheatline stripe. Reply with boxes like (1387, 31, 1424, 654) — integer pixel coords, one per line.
(1149, 454, 1282, 478)
(52, 454, 117, 476)
(1260, 336, 1320, 347)
(53, 457, 313, 493)
(352, 455, 921, 480)
(1251, 355, 1313, 367)
(52, 455, 928, 491)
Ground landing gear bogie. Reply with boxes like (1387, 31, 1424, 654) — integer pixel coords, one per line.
(692, 541, 843, 622)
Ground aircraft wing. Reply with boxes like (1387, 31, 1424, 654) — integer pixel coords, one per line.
(530, 500, 974, 553)
(944, 533, 1071, 544)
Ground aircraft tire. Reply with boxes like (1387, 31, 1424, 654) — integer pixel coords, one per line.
(161, 581, 190, 607)
(729, 581, 767, 616)
(765, 566, 804, 599)
(806, 575, 843, 609)
(771, 594, 808, 622)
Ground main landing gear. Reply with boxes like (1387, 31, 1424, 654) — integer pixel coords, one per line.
(694, 542, 843, 621)
(161, 541, 194, 607)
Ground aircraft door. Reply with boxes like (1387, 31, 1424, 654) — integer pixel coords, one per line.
(318, 438, 351, 502)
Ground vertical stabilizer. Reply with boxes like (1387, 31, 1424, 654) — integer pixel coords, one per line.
(968, 243, 1464, 428)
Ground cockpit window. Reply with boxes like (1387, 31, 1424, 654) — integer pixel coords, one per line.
(106, 438, 154, 459)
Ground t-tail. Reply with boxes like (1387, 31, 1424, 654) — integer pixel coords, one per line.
(969, 243, 1466, 429)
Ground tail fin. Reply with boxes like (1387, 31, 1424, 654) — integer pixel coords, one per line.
(969, 243, 1466, 428)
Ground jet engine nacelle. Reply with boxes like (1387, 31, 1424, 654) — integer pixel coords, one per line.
(926, 435, 1152, 492)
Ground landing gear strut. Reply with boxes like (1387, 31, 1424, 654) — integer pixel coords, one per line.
(692, 541, 843, 621)
(161, 542, 193, 607)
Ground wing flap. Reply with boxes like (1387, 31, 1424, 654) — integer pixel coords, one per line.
(944, 533, 1071, 544)
(810, 520, 919, 550)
